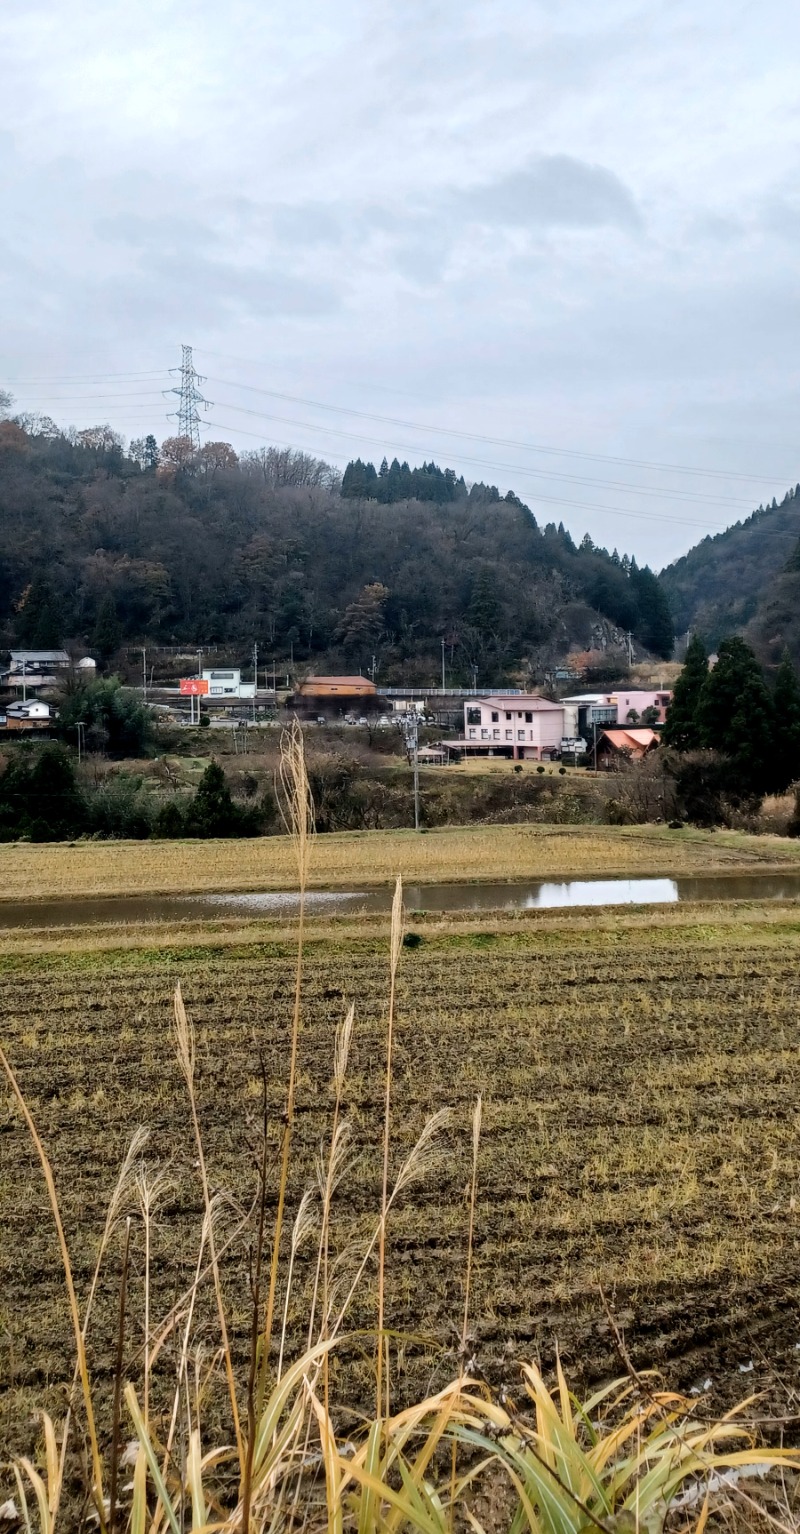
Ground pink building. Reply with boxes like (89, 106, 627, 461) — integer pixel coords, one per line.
(443, 694, 565, 761)
(612, 689, 671, 724)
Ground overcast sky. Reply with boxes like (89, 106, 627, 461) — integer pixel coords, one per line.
(2, 0, 799, 568)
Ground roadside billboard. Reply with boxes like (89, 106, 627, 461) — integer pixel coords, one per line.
(179, 678, 209, 696)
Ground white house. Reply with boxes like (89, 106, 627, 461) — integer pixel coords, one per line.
(444, 694, 565, 761)
(4, 699, 54, 731)
(201, 668, 256, 700)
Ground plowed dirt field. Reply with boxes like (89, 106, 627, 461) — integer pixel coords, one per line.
(4, 899, 800, 1472)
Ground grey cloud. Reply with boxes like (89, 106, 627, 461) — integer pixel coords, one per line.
(456, 155, 642, 231)
(761, 195, 800, 240)
(236, 152, 641, 291)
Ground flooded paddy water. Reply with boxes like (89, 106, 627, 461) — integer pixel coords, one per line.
(3, 869, 800, 927)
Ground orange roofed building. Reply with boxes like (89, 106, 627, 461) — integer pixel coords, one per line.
(296, 675, 377, 697)
(596, 727, 659, 765)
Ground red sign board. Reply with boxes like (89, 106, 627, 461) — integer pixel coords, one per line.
(180, 678, 209, 696)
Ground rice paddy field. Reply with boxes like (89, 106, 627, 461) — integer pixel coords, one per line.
(4, 820, 800, 901)
(4, 873, 800, 1472)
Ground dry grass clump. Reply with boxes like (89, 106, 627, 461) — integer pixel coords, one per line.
(3, 820, 800, 903)
(2, 725, 800, 1532)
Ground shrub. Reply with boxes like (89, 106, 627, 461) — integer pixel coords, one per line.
(0, 744, 87, 841)
(85, 774, 157, 839)
(155, 798, 188, 837)
(185, 759, 252, 837)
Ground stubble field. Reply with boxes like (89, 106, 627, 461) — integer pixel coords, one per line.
(3, 820, 800, 900)
(3, 896, 800, 1470)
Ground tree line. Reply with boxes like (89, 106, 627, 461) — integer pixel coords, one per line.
(0, 415, 675, 680)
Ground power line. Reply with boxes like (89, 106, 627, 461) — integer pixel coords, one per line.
(15, 383, 757, 507)
(196, 351, 790, 485)
(204, 398, 761, 513)
(13, 390, 172, 403)
(1, 369, 170, 383)
(198, 416, 799, 538)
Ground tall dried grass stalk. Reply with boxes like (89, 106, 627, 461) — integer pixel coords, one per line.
(60, 1126, 149, 1499)
(331, 1106, 453, 1346)
(0, 1042, 106, 1529)
(463, 1093, 482, 1346)
(160, 1202, 211, 1482)
(172, 982, 244, 1465)
(376, 875, 404, 1419)
(450, 1093, 483, 1527)
(277, 1189, 317, 1382)
(108, 1216, 131, 1534)
(260, 723, 315, 1400)
(312, 1003, 355, 1417)
(135, 1164, 171, 1430)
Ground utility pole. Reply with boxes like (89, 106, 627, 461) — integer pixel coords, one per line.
(401, 711, 421, 831)
(441, 637, 446, 691)
(593, 720, 598, 773)
(21, 657, 26, 704)
(141, 646, 147, 703)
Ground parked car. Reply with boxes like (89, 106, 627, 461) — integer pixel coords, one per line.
(358, 716, 368, 726)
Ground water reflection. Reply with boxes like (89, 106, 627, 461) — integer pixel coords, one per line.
(2, 871, 800, 928)
(522, 878, 678, 908)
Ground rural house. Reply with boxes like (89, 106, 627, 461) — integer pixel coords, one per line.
(3, 699, 55, 731)
(296, 675, 377, 698)
(595, 727, 659, 765)
(444, 694, 565, 761)
(294, 675, 381, 717)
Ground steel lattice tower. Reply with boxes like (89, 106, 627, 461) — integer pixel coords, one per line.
(166, 344, 210, 450)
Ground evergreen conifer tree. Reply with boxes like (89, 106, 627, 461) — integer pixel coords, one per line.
(187, 760, 240, 837)
(663, 634, 708, 749)
(92, 593, 122, 663)
(772, 648, 800, 790)
(630, 565, 674, 659)
(468, 568, 503, 638)
(785, 538, 800, 574)
(696, 636, 774, 794)
(17, 578, 63, 647)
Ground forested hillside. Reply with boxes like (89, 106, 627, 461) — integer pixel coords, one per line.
(0, 421, 674, 679)
(660, 486, 800, 660)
